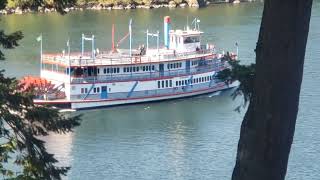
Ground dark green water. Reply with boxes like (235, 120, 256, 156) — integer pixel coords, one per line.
(1, 1, 320, 179)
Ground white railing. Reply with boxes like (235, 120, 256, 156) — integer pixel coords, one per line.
(71, 62, 226, 84)
(42, 49, 215, 67)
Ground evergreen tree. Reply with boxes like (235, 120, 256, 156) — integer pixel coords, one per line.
(0, 0, 81, 179)
(218, 0, 314, 179)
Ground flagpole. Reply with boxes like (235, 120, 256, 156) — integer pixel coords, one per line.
(129, 19, 132, 57)
(146, 29, 148, 51)
(236, 42, 239, 59)
(68, 38, 71, 84)
(40, 33, 43, 77)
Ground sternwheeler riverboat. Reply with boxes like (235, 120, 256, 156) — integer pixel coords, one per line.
(24, 16, 239, 110)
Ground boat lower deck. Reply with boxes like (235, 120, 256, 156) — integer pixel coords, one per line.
(34, 81, 239, 110)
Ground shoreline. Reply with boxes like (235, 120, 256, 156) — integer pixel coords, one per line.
(0, 0, 258, 15)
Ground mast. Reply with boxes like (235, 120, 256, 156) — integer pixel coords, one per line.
(92, 34, 95, 60)
(129, 19, 132, 57)
(67, 38, 71, 83)
(81, 33, 84, 56)
(112, 24, 115, 52)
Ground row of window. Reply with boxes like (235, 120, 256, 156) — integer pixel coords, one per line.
(176, 76, 213, 87)
(157, 75, 214, 89)
(123, 65, 155, 73)
(80, 88, 88, 94)
(167, 62, 182, 69)
(157, 80, 173, 89)
(103, 67, 120, 74)
(93, 87, 100, 93)
(191, 60, 199, 66)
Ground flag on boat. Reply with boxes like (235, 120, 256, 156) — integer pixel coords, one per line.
(36, 34, 42, 42)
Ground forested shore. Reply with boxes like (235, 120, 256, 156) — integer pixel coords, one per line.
(0, 0, 255, 15)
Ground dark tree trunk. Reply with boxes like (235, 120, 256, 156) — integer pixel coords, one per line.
(232, 0, 313, 180)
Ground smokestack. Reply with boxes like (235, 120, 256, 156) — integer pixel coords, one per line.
(164, 16, 171, 49)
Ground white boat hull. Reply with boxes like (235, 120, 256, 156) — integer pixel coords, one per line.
(69, 81, 239, 110)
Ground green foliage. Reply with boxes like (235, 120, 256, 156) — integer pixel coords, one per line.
(0, 30, 23, 60)
(0, 71, 82, 179)
(1, 1, 82, 179)
(217, 54, 255, 111)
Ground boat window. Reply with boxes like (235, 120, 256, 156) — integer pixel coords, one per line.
(130, 67, 132, 72)
(176, 81, 178, 86)
(152, 65, 155, 70)
(166, 80, 168, 87)
(167, 64, 170, 69)
(193, 79, 195, 83)
(146, 66, 149, 71)
(184, 36, 200, 44)
(179, 81, 181, 86)
(169, 80, 172, 87)
(84, 88, 88, 93)
(136, 67, 139, 72)
(170, 64, 173, 69)
(123, 67, 126, 73)
(81, 88, 84, 94)
(182, 80, 184, 86)
(143, 66, 146, 71)
(97, 87, 100, 93)
(158, 81, 160, 88)
(93, 88, 96, 93)
(202, 77, 205, 82)
(103, 68, 106, 74)
(162, 81, 164, 88)
(185, 80, 188, 85)
(133, 67, 136, 72)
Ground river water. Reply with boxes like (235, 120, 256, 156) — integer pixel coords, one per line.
(1, 1, 320, 179)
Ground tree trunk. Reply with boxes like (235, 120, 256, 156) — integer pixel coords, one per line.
(232, 0, 313, 180)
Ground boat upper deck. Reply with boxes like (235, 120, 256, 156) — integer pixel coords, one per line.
(42, 48, 217, 67)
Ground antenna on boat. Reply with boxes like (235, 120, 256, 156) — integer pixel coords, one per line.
(81, 34, 95, 60)
(191, 18, 200, 31)
(129, 18, 132, 57)
(187, 16, 189, 30)
(67, 38, 71, 83)
(112, 24, 115, 52)
(146, 29, 160, 53)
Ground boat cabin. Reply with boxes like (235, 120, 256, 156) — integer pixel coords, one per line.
(169, 29, 202, 53)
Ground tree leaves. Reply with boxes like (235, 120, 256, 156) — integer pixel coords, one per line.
(217, 55, 256, 111)
(1, 1, 82, 179)
(0, 73, 82, 179)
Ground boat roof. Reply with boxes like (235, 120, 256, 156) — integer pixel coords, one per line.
(169, 29, 203, 36)
(42, 48, 214, 67)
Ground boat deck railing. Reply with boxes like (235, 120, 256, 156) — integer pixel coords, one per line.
(42, 49, 216, 66)
(71, 62, 228, 84)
